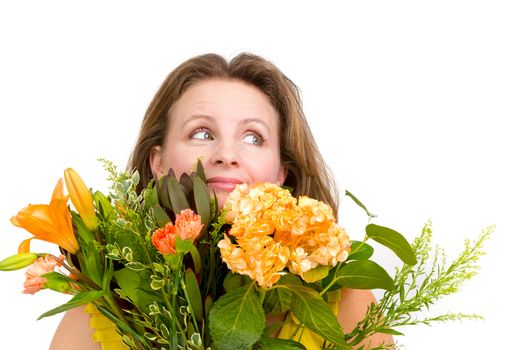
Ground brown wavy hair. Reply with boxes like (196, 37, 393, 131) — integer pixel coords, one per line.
(127, 53, 339, 215)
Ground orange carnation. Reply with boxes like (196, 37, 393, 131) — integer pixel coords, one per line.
(152, 209, 203, 255)
(174, 209, 203, 241)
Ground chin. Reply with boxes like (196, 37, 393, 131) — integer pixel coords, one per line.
(214, 192, 228, 210)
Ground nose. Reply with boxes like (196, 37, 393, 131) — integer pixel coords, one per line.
(210, 140, 239, 167)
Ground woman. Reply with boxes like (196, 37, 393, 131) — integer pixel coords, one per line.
(50, 53, 393, 349)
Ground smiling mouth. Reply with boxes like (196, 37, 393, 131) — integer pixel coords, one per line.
(207, 177, 244, 191)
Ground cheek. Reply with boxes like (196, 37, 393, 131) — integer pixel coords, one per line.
(162, 143, 203, 178)
(246, 152, 283, 184)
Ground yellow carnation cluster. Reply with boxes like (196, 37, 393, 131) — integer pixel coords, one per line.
(218, 183, 351, 288)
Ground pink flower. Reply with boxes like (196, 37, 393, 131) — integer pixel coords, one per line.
(152, 209, 203, 255)
(23, 255, 64, 294)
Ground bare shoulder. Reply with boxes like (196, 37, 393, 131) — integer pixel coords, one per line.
(337, 289, 394, 349)
(49, 306, 100, 350)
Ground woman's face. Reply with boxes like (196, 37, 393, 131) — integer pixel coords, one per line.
(150, 78, 286, 207)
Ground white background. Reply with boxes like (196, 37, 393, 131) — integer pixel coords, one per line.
(0, 1, 523, 349)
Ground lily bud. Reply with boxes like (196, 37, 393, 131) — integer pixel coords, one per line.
(0, 253, 38, 271)
(64, 168, 98, 231)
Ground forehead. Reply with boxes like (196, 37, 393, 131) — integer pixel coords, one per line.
(169, 78, 279, 126)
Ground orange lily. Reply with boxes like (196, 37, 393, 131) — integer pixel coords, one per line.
(11, 179, 80, 254)
(64, 168, 97, 231)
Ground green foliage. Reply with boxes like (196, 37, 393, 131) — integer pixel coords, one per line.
(3, 159, 491, 350)
(344, 222, 493, 348)
(335, 260, 394, 290)
(286, 285, 348, 348)
(209, 284, 266, 350)
(365, 224, 417, 266)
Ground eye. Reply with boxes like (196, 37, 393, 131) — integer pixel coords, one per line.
(191, 128, 214, 141)
(242, 133, 264, 146)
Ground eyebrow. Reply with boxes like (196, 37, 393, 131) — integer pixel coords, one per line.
(182, 115, 271, 134)
(181, 114, 215, 128)
(239, 118, 271, 134)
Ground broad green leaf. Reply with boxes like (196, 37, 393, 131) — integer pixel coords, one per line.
(209, 284, 265, 350)
(114, 268, 157, 312)
(336, 260, 394, 290)
(185, 268, 203, 321)
(347, 241, 374, 260)
(193, 176, 211, 228)
(38, 290, 105, 319)
(223, 272, 250, 292)
(345, 190, 376, 218)
(287, 286, 347, 348)
(253, 336, 307, 349)
(365, 224, 417, 265)
(263, 287, 292, 315)
(167, 176, 190, 214)
(302, 265, 330, 283)
(277, 273, 303, 286)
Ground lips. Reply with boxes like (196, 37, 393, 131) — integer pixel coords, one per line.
(206, 177, 244, 192)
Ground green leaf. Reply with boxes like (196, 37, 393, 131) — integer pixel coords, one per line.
(189, 244, 202, 275)
(209, 284, 265, 350)
(72, 212, 95, 248)
(223, 272, 251, 292)
(114, 268, 157, 312)
(375, 327, 404, 336)
(287, 286, 347, 347)
(143, 186, 159, 209)
(97, 305, 150, 348)
(185, 268, 203, 321)
(152, 204, 171, 227)
(253, 335, 307, 349)
(175, 237, 193, 255)
(347, 241, 374, 260)
(196, 159, 206, 182)
(93, 191, 116, 222)
(37, 290, 105, 319)
(167, 176, 190, 214)
(345, 190, 376, 218)
(264, 287, 292, 315)
(79, 239, 103, 287)
(193, 176, 211, 228)
(336, 260, 394, 290)
(366, 224, 417, 265)
(302, 265, 330, 283)
(157, 176, 173, 212)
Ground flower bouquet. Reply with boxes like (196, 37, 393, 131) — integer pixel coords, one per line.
(0, 160, 492, 349)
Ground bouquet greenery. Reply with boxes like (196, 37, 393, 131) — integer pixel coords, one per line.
(0, 160, 492, 349)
